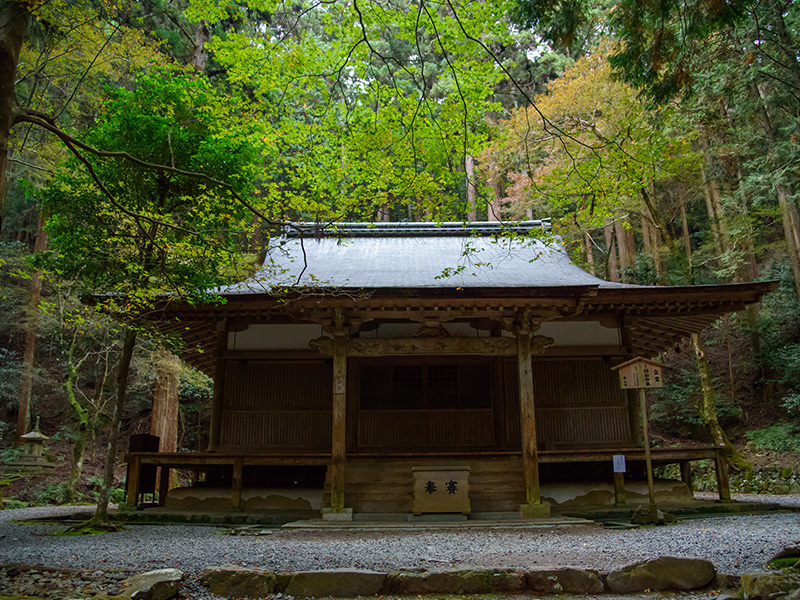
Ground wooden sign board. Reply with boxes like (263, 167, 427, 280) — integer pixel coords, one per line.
(612, 357, 666, 389)
(412, 467, 471, 514)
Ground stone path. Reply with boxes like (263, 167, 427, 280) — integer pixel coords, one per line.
(0, 496, 798, 599)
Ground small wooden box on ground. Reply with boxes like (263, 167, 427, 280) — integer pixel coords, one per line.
(412, 467, 470, 515)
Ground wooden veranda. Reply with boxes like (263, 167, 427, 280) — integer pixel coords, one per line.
(125, 446, 732, 511)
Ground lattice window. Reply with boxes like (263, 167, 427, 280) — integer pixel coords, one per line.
(360, 360, 491, 409)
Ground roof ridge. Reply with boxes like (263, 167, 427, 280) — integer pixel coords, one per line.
(282, 220, 551, 238)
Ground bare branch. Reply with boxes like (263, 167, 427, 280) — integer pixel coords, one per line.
(54, 23, 121, 120)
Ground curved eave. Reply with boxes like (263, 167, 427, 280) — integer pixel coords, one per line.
(586, 281, 778, 356)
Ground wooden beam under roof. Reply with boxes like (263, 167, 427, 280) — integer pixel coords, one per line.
(145, 280, 778, 372)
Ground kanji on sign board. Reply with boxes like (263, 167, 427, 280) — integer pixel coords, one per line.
(611, 357, 667, 389)
(412, 467, 470, 514)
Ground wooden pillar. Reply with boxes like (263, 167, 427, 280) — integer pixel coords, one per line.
(207, 321, 227, 452)
(639, 388, 658, 518)
(330, 334, 347, 511)
(126, 455, 141, 509)
(158, 466, 171, 507)
(714, 449, 732, 501)
(231, 458, 243, 510)
(619, 315, 643, 446)
(613, 472, 626, 506)
(680, 461, 693, 494)
(322, 309, 354, 521)
(513, 312, 550, 519)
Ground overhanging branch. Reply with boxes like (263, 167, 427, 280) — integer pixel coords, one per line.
(12, 108, 292, 232)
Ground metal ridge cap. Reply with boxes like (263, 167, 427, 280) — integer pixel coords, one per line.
(281, 219, 552, 238)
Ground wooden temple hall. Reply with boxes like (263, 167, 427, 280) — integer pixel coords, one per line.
(126, 221, 775, 520)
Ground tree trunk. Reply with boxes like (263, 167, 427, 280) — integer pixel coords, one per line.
(642, 204, 665, 282)
(465, 154, 477, 221)
(66, 423, 87, 504)
(639, 186, 680, 256)
(192, 21, 210, 72)
(248, 214, 264, 254)
(0, 1, 28, 232)
(692, 332, 747, 471)
(679, 197, 693, 283)
(751, 81, 800, 298)
(699, 135, 728, 262)
(151, 348, 180, 489)
(777, 187, 800, 299)
(15, 214, 47, 446)
(64, 351, 89, 504)
(584, 231, 595, 275)
(614, 217, 636, 282)
(70, 327, 137, 531)
(487, 171, 503, 222)
(604, 219, 619, 282)
(376, 204, 391, 221)
(723, 315, 738, 409)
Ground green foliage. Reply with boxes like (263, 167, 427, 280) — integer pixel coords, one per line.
(177, 365, 213, 451)
(0, 241, 31, 329)
(192, 0, 521, 222)
(179, 368, 213, 403)
(510, 0, 611, 58)
(0, 347, 21, 445)
(0, 181, 40, 243)
(782, 393, 800, 420)
(759, 266, 800, 400)
(86, 476, 126, 505)
(766, 557, 800, 571)
(650, 367, 741, 438)
(629, 252, 659, 285)
(39, 66, 260, 310)
(607, 0, 751, 103)
(649, 369, 704, 435)
(744, 423, 800, 453)
(33, 481, 71, 505)
(0, 446, 24, 463)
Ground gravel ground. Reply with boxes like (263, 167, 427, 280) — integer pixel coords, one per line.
(0, 494, 798, 599)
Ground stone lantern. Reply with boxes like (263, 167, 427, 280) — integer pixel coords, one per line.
(6, 418, 56, 474)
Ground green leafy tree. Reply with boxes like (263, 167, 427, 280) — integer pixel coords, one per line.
(40, 66, 259, 529)
(484, 45, 698, 275)
(606, 0, 800, 298)
(189, 0, 523, 221)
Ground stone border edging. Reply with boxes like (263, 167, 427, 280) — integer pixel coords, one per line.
(202, 556, 726, 598)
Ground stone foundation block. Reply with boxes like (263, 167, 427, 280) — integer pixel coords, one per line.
(202, 564, 276, 598)
(284, 569, 386, 597)
(741, 572, 800, 599)
(607, 556, 715, 593)
(120, 568, 183, 600)
(714, 573, 742, 589)
(321, 507, 353, 521)
(526, 567, 604, 595)
(383, 568, 524, 594)
(519, 502, 551, 519)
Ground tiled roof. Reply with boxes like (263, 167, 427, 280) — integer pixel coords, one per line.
(218, 221, 635, 293)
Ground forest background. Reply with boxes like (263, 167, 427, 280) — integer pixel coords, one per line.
(0, 0, 799, 515)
